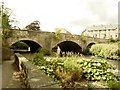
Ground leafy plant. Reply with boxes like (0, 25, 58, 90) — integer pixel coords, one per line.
(52, 58, 83, 87)
(107, 81, 120, 90)
(10, 41, 29, 50)
(108, 38, 116, 43)
(32, 49, 46, 66)
(2, 29, 13, 39)
(82, 48, 90, 55)
(32, 56, 119, 88)
(77, 59, 118, 81)
(54, 28, 62, 40)
(1, 2, 18, 39)
(37, 48, 52, 55)
(32, 49, 56, 80)
(90, 44, 119, 60)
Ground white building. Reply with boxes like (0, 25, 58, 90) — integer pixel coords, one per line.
(82, 25, 119, 39)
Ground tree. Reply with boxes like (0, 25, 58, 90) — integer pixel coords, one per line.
(0, 2, 16, 39)
(25, 20, 41, 31)
(0, 2, 12, 30)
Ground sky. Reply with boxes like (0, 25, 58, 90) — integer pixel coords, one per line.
(1, 0, 120, 35)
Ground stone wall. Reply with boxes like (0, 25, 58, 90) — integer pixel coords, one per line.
(14, 53, 60, 88)
(14, 54, 30, 88)
(2, 47, 15, 61)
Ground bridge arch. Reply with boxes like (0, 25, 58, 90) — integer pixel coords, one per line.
(10, 39, 42, 52)
(52, 40, 82, 53)
(87, 42, 96, 48)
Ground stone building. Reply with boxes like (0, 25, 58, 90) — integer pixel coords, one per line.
(82, 25, 119, 39)
(55, 28, 71, 34)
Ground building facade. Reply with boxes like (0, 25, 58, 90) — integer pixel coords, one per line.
(82, 25, 119, 39)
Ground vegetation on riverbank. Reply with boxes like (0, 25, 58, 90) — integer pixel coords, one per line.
(10, 41, 29, 50)
(31, 50, 119, 88)
(90, 44, 120, 60)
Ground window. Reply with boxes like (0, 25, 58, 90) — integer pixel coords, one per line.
(103, 29, 106, 31)
(112, 29, 115, 31)
(110, 35, 112, 38)
(115, 34, 118, 37)
(103, 34, 106, 39)
(94, 34, 97, 38)
(94, 30, 97, 32)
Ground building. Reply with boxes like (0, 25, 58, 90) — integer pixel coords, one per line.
(82, 24, 119, 39)
(55, 28, 71, 34)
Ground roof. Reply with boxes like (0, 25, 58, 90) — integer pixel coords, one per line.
(55, 28, 71, 34)
(86, 24, 117, 30)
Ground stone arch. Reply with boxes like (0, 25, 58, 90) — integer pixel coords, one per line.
(87, 42, 96, 48)
(52, 40, 82, 53)
(52, 40, 82, 50)
(10, 39, 42, 52)
(82, 42, 96, 55)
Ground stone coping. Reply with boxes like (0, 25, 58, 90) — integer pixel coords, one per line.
(15, 53, 60, 88)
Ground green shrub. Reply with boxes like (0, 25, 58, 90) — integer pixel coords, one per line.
(64, 59, 82, 73)
(90, 44, 103, 56)
(10, 41, 29, 50)
(37, 48, 52, 55)
(53, 57, 118, 82)
(107, 81, 120, 90)
(52, 57, 83, 86)
(32, 49, 55, 79)
(82, 48, 90, 55)
(32, 49, 46, 66)
(2, 29, 12, 39)
(90, 44, 119, 60)
(108, 38, 116, 43)
(63, 59, 83, 79)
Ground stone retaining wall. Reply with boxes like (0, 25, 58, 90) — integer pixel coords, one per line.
(14, 53, 60, 88)
(14, 54, 30, 88)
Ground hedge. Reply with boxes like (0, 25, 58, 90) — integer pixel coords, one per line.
(90, 44, 120, 60)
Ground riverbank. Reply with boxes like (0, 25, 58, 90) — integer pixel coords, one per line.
(20, 52, 120, 88)
(20, 53, 120, 70)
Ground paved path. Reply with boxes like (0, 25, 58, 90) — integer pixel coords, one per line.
(0, 64, 2, 89)
(2, 53, 60, 89)
(2, 60, 22, 88)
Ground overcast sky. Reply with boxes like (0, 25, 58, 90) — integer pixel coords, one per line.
(2, 0, 119, 34)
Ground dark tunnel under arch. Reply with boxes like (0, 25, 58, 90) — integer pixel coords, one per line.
(87, 42, 96, 48)
(52, 41, 82, 53)
(83, 42, 96, 55)
(11, 40, 42, 53)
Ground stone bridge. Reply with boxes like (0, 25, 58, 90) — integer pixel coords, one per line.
(6, 29, 108, 53)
